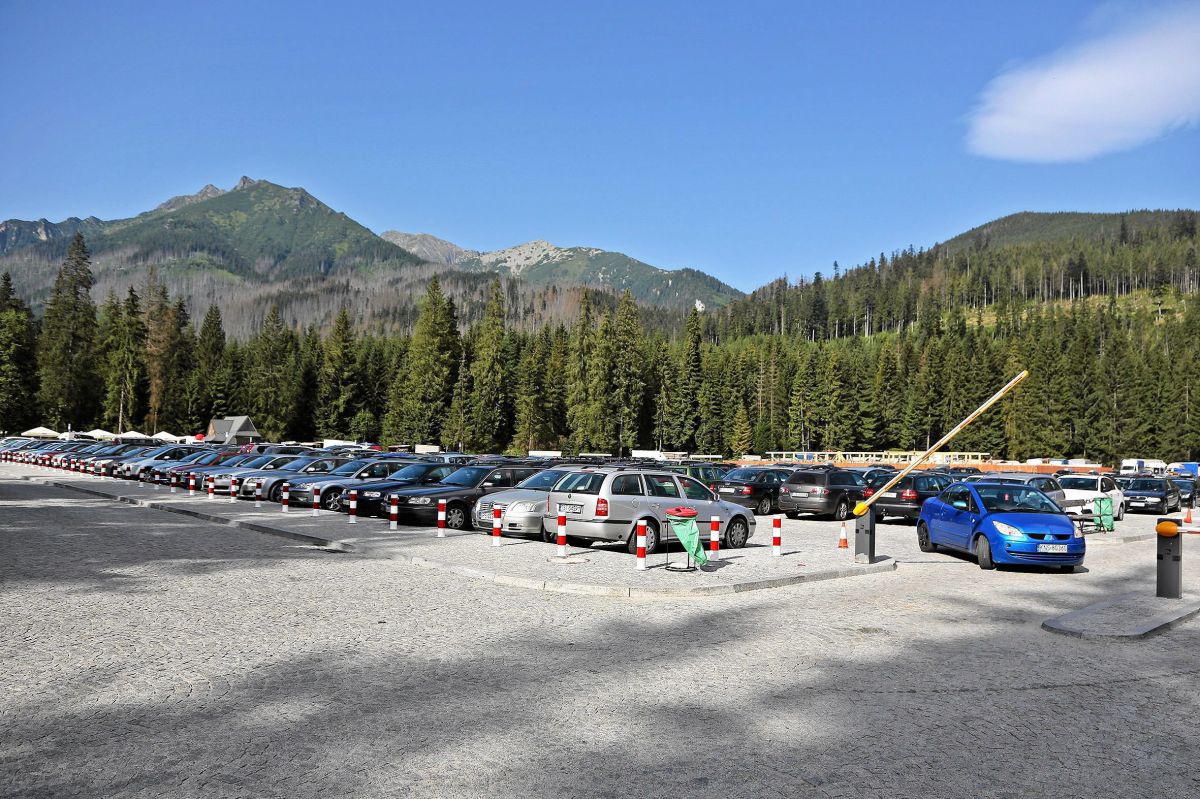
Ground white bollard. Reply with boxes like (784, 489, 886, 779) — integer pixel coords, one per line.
(348, 490, 357, 524)
(636, 519, 647, 570)
(254, 483, 262, 508)
(229, 477, 239, 503)
(281, 482, 290, 513)
(389, 496, 398, 530)
(772, 515, 782, 556)
(556, 513, 567, 558)
(437, 499, 446, 537)
(710, 515, 720, 562)
(311, 486, 320, 517)
(492, 506, 501, 546)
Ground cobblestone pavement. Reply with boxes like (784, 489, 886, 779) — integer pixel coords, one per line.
(2, 476, 1199, 798)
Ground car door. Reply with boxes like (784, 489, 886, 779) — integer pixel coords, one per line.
(609, 473, 646, 521)
(677, 475, 722, 524)
(644, 474, 683, 537)
(939, 487, 979, 551)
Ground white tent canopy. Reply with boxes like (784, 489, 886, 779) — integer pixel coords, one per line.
(86, 429, 117, 440)
(22, 426, 59, 438)
(152, 431, 180, 442)
(117, 430, 146, 439)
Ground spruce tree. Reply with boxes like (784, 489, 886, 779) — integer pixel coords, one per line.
(0, 272, 38, 433)
(101, 288, 147, 432)
(37, 233, 99, 429)
(466, 282, 509, 451)
(728, 402, 753, 457)
(383, 276, 459, 445)
(609, 292, 646, 456)
(316, 307, 358, 438)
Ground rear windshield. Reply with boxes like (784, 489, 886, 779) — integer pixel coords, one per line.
(788, 472, 828, 485)
(723, 468, 762, 481)
(554, 472, 605, 495)
(517, 469, 570, 491)
(1058, 476, 1099, 490)
(1129, 479, 1165, 491)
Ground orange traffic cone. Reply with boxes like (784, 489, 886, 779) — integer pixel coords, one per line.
(838, 521, 849, 549)
(1186, 505, 1193, 525)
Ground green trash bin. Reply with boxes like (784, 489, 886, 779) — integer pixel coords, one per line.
(664, 507, 708, 569)
(1092, 496, 1114, 532)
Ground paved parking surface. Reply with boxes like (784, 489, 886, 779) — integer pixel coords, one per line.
(2, 474, 1199, 798)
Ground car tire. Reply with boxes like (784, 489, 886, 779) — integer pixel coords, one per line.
(755, 496, 772, 516)
(975, 535, 995, 570)
(321, 489, 342, 511)
(917, 522, 936, 552)
(1115, 503, 1124, 521)
(624, 521, 658, 555)
(724, 517, 749, 549)
(833, 498, 850, 521)
(567, 535, 594, 549)
(269, 484, 283, 503)
(444, 503, 468, 530)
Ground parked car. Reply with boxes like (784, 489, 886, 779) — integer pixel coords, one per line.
(712, 467, 796, 515)
(777, 468, 867, 520)
(917, 482, 1084, 571)
(386, 464, 544, 529)
(159, 450, 249, 483)
(118, 445, 206, 480)
(1056, 474, 1126, 520)
(542, 467, 756, 553)
(1169, 477, 1197, 508)
(946, 466, 983, 476)
(470, 467, 588, 536)
(206, 455, 307, 494)
(288, 458, 417, 510)
(340, 462, 461, 516)
(1124, 476, 1182, 513)
(864, 471, 952, 521)
(239, 455, 356, 502)
(664, 463, 728, 486)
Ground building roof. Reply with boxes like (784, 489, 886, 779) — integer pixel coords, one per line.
(206, 416, 261, 443)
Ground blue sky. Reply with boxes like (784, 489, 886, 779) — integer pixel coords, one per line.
(1, 0, 1197, 291)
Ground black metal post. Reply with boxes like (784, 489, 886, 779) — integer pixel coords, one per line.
(854, 506, 876, 564)
(1156, 517, 1182, 599)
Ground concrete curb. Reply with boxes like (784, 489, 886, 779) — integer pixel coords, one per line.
(12, 473, 898, 597)
(1041, 590, 1200, 639)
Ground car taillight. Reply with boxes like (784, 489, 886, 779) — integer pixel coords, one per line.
(740, 486, 752, 495)
(596, 497, 608, 517)
(863, 488, 875, 497)
(901, 489, 918, 501)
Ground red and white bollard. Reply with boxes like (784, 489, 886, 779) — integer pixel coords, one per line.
(207, 476, 215, 499)
(170, 472, 178, 493)
(772, 515, 782, 556)
(492, 506, 502, 546)
(281, 482, 290, 513)
(188, 472, 196, 496)
(229, 477, 239, 503)
(389, 496, 398, 530)
(636, 519, 647, 570)
(348, 490, 358, 524)
(311, 486, 320, 517)
(436, 499, 446, 537)
(710, 515, 720, 561)
(254, 483, 262, 508)
(556, 513, 567, 557)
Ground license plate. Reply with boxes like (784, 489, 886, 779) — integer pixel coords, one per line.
(720, 487, 735, 493)
(1037, 544, 1068, 553)
(1130, 501, 1145, 507)
(882, 492, 897, 498)
(558, 503, 583, 514)
(792, 491, 809, 497)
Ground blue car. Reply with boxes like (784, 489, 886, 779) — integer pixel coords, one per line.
(917, 481, 1084, 572)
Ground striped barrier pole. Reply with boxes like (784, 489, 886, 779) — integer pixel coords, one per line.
(492, 506, 501, 546)
(389, 496, 398, 530)
(169, 472, 177, 493)
(281, 482, 290, 513)
(556, 513, 567, 557)
(636, 519, 647, 570)
(772, 515, 782, 556)
(207, 475, 215, 499)
(710, 515, 720, 561)
(437, 499, 446, 537)
(311, 486, 320, 517)
(229, 477, 239, 503)
(348, 490, 357, 524)
(188, 472, 196, 496)
(152, 469, 159, 489)
(254, 483, 262, 508)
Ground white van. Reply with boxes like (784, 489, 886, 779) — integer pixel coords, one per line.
(1120, 458, 1167, 475)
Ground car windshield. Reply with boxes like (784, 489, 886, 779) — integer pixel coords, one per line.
(329, 459, 370, 476)
(1171, 479, 1193, 488)
(517, 469, 570, 491)
(441, 466, 491, 487)
(553, 472, 605, 494)
(387, 464, 435, 480)
(1058, 476, 1099, 490)
(239, 455, 275, 468)
(1129, 479, 1165, 491)
(976, 486, 1062, 513)
(724, 468, 761, 481)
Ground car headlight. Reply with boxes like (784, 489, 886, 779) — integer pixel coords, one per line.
(993, 521, 1024, 538)
(411, 497, 432, 505)
(1073, 526, 1083, 539)
(511, 501, 539, 513)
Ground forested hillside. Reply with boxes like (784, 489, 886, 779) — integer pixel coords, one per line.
(3, 210, 1198, 465)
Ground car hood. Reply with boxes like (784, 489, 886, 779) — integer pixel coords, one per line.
(986, 511, 1074, 535)
(1125, 490, 1165, 498)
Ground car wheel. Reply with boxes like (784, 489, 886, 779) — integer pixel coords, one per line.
(755, 496, 772, 516)
(917, 522, 936, 552)
(1115, 502, 1124, 521)
(444, 503, 468, 530)
(724, 517, 749, 549)
(624, 521, 659, 555)
(268, 484, 282, 503)
(975, 535, 995, 570)
(833, 498, 850, 521)
(321, 490, 342, 511)
(1059, 565, 1075, 573)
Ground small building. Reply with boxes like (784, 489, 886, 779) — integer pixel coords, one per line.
(205, 416, 262, 445)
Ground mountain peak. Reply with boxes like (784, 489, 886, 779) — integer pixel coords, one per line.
(155, 183, 227, 213)
(235, 176, 258, 190)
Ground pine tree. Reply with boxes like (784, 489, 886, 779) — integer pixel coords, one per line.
(101, 288, 147, 432)
(316, 307, 358, 438)
(383, 276, 459, 445)
(608, 291, 646, 456)
(245, 307, 300, 441)
(466, 282, 509, 451)
(37, 233, 99, 429)
(0, 272, 38, 433)
(728, 402, 753, 456)
(566, 292, 596, 451)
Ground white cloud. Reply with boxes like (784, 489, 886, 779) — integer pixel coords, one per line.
(966, 3, 1200, 162)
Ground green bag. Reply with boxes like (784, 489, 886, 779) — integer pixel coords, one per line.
(666, 516, 709, 566)
(1093, 496, 1114, 532)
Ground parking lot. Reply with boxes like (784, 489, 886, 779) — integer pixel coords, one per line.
(3, 464, 1199, 799)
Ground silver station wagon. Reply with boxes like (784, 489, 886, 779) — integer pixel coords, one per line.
(543, 467, 756, 554)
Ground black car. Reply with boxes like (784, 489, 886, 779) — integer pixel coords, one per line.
(1124, 476, 1182, 513)
(777, 468, 867, 520)
(946, 466, 982, 476)
(386, 464, 544, 530)
(341, 462, 460, 516)
(665, 463, 728, 487)
(864, 471, 951, 521)
(1169, 477, 1197, 508)
(711, 467, 795, 515)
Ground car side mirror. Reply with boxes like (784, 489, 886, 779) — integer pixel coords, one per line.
(951, 500, 968, 511)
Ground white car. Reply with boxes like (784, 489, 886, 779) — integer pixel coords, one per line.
(1057, 474, 1125, 520)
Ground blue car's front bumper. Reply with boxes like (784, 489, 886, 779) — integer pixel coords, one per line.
(990, 535, 1085, 566)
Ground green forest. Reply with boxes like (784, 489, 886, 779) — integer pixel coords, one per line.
(2, 216, 1199, 465)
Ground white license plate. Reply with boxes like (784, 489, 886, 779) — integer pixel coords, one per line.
(792, 491, 809, 497)
(720, 487, 735, 493)
(558, 503, 582, 514)
(1037, 544, 1069, 553)
(1130, 501, 1145, 507)
(882, 492, 897, 498)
